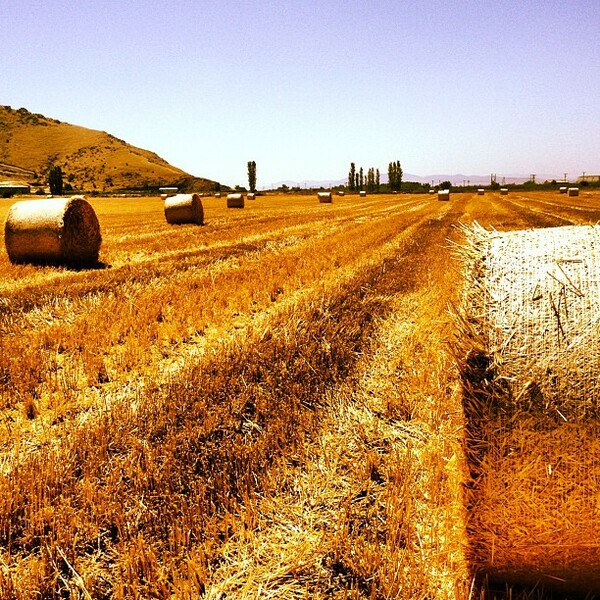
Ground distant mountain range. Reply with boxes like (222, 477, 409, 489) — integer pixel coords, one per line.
(268, 173, 564, 189)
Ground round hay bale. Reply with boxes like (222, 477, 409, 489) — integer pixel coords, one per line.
(559, 186, 568, 194)
(338, 191, 345, 196)
(4, 196, 101, 266)
(457, 223, 600, 594)
(568, 187, 580, 196)
(477, 188, 485, 195)
(214, 192, 221, 198)
(164, 193, 204, 225)
(359, 190, 367, 197)
(247, 192, 256, 200)
(437, 189, 450, 201)
(317, 191, 332, 203)
(500, 188, 508, 195)
(227, 193, 244, 208)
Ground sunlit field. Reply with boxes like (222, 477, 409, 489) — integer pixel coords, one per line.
(1, 190, 599, 598)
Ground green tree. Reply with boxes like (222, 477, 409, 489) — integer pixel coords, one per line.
(367, 167, 375, 192)
(48, 165, 63, 195)
(359, 167, 364, 190)
(376, 168, 380, 192)
(247, 161, 257, 193)
(388, 160, 403, 192)
(348, 162, 356, 191)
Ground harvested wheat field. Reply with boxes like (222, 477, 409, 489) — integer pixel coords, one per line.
(0, 190, 600, 598)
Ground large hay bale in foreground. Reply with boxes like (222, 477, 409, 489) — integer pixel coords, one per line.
(438, 189, 450, 201)
(568, 187, 579, 196)
(317, 191, 332, 203)
(164, 193, 204, 225)
(4, 196, 101, 266)
(457, 223, 600, 594)
(359, 190, 367, 197)
(559, 186, 568, 194)
(500, 188, 508, 195)
(227, 193, 244, 208)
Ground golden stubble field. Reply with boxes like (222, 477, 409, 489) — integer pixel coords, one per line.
(0, 190, 599, 598)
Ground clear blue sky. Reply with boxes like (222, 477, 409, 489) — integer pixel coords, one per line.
(2, 0, 599, 187)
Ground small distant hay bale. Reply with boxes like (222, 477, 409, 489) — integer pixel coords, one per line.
(318, 192, 332, 203)
(227, 193, 244, 208)
(214, 192, 221, 198)
(4, 196, 101, 267)
(559, 186, 568, 194)
(338, 191, 345, 196)
(500, 188, 508, 195)
(568, 187, 579, 196)
(359, 190, 367, 197)
(428, 189, 436, 194)
(164, 193, 204, 225)
(392, 190, 398, 194)
(160, 193, 168, 200)
(247, 192, 256, 200)
(456, 223, 600, 594)
(437, 189, 450, 201)
(477, 188, 485, 195)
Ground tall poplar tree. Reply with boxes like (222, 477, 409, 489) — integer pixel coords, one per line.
(348, 162, 356, 191)
(48, 165, 63, 195)
(247, 161, 257, 193)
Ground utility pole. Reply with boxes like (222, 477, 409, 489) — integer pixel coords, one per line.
(530, 174, 536, 184)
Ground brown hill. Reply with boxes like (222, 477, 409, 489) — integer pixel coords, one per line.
(0, 105, 220, 193)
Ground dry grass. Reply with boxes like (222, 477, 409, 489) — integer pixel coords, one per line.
(0, 106, 213, 191)
(1, 190, 600, 597)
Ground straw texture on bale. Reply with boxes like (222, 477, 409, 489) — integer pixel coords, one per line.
(227, 193, 244, 208)
(164, 193, 204, 225)
(317, 191, 332, 203)
(456, 223, 600, 594)
(568, 187, 579, 196)
(4, 196, 101, 266)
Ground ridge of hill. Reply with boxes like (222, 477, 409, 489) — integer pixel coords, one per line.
(0, 105, 219, 193)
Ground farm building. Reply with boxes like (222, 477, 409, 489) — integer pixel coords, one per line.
(0, 183, 30, 197)
(159, 187, 178, 197)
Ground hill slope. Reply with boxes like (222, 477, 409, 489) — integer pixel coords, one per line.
(0, 105, 219, 192)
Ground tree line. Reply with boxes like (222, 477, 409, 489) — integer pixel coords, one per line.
(348, 161, 403, 192)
